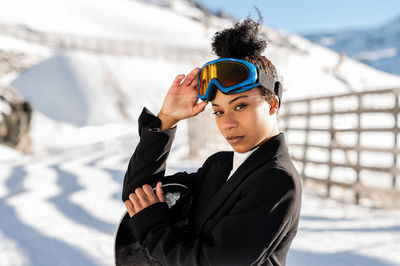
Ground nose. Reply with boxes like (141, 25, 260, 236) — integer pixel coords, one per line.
(221, 112, 238, 131)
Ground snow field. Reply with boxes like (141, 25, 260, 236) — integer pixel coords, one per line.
(289, 192, 400, 265)
(1, 0, 400, 265)
(1, 134, 132, 265)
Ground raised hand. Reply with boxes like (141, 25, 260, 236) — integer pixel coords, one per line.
(157, 67, 208, 130)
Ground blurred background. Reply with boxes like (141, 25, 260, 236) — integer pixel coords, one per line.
(1, 0, 400, 265)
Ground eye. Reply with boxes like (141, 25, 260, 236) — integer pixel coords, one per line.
(234, 104, 247, 110)
(212, 110, 223, 116)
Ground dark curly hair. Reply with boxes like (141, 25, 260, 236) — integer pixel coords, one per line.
(211, 18, 280, 108)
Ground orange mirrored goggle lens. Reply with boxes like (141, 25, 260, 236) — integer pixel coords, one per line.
(198, 61, 250, 96)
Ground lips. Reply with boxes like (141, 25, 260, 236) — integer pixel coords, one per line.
(226, 135, 244, 145)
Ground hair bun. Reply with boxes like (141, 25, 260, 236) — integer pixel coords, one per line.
(211, 18, 267, 58)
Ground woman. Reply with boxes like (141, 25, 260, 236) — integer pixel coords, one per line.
(116, 18, 302, 266)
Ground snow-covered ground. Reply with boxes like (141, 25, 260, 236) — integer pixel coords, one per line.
(288, 192, 400, 266)
(1, 0, 400, 265)
(2, 117, 400, 265)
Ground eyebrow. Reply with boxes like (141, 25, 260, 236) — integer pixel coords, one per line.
(212, 95, 249, 107)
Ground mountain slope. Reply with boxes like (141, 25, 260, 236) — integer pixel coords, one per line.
(304, 15, 400, 76)
(2, 1, 400, 126)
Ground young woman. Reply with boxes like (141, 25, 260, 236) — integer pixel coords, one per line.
(115, 18, 302, 266)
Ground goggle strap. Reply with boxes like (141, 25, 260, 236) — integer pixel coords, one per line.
(258, 71, 276, 94)
(258, 71, 283, 108)
(275, 82, 283, 108)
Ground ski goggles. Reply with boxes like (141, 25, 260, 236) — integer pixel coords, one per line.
(197, 58, 282, 106)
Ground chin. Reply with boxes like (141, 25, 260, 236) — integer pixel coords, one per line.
(231, 144, 251, 154)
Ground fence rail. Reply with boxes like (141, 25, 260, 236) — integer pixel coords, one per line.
(279, 87, 400, 207)
(0, 23, 210, 63)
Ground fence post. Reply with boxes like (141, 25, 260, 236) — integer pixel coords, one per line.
(393, 91, 399, 190)
(327, 98, 334, 197)
(354, 94, 362, 204)
(300, 100, 311, 184)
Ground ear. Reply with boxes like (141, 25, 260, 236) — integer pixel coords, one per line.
(269, 95, 279, 115)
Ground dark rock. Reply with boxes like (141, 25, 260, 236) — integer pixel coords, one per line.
(0, 85, 32, 153)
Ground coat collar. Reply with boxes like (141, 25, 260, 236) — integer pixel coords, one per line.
(197, 133, 289, 231)
(216, 132, 288, 171)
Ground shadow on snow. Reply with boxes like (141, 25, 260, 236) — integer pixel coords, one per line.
(0, 165, 97, 266)
(49, 164, 116, 235)
(288, 249, 397, 266)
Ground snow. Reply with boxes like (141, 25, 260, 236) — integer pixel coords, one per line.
(10, 51, 197, 126)
(1, 0, 400, 265)
(288, 192, 400, 266)
(267, 37, 400, 99)
(0, 0, 212, 47)
(0, 100, 12, 116)
(354, 48, 398, 61)
(0, 35, 51, 58)
(304, 14, 400, 76)
(3, 119, 400, 265)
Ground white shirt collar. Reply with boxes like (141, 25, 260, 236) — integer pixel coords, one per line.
(227, 147, 258, 181)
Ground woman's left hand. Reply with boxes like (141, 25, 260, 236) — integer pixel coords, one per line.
(124, 182, 164, 217)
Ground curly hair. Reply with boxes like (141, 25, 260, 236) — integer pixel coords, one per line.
(211, 18, 280, 108)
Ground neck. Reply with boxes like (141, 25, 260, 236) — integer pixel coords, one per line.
(257, 132, 279, 148)
(256, 121, 280, 149)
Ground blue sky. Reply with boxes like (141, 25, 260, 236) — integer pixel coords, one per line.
(194, 0, 400, 34)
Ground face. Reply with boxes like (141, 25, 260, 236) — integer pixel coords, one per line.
(211, 88, 279, 153)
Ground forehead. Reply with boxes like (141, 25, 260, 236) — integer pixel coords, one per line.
(211, 88, 262, 105)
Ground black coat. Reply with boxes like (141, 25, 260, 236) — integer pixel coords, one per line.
(115, 108, 302, 266)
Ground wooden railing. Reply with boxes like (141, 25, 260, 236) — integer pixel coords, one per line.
(0, 23, 209, 63)
(279, 88, 400, 207)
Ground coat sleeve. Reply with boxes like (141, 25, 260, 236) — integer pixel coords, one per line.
(122, 107, 198, 202)
(129, 167, 300, 266)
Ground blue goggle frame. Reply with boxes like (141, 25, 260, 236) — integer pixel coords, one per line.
(197, 58, 260, 101)
(197, 58, 282, 106)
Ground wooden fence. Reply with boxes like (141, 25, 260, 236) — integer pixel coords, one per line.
(279, 88, 400, 207)
(0, 23, 209, 63)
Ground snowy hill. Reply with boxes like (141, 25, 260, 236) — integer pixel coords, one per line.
(304, 14, 400, 76)
(1, 0, 400, 265)
(2, 0, 400, 126)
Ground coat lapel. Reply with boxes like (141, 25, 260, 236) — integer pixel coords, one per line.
(197, 133, 289, 232)
(193, 153, 233, 231)
(197, 157, 233, 206)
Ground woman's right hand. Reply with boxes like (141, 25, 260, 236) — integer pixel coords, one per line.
(157, 67, 208, 130)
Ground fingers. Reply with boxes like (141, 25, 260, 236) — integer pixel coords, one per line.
(181, 67, 200, 87)
(156, 182, 164, 202)
(171, 74, 185, 87)
(191, 75, 199, 89)
(131, 185, 159, 208)
(135, 187, 149, 207)
(142, 184, 158, 203)
(125, 184, 164, 217)
(129, 192, 140, 209)
(193, 101, 208, 115)
(124, 200, 135, 217)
